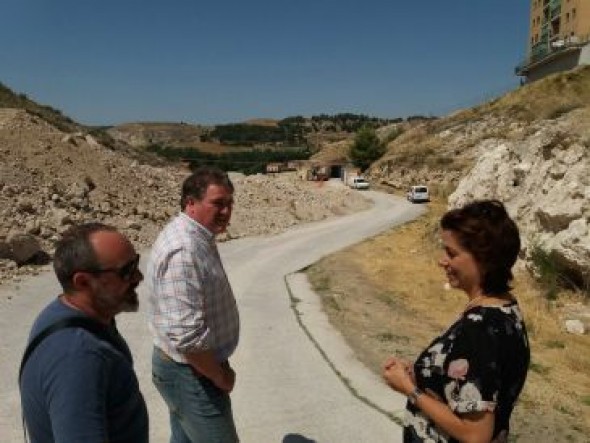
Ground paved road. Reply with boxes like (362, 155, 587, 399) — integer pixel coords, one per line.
(0, 190, 425, 442)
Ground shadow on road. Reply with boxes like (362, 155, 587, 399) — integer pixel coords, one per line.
(282, 433, 316, 443)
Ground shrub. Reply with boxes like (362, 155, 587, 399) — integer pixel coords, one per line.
(528, 243, 587, 299)
(529, 244, 562, 300)
(349, 126, 386, 172)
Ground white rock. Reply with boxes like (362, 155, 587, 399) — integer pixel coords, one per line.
(564, 319, 586, 335)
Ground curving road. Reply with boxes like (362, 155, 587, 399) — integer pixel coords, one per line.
(0, 188, 425, 442)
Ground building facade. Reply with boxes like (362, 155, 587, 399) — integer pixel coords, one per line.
(517, 0, 590, 82)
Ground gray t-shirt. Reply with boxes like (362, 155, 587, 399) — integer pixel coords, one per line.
(20, 298, 149, 443)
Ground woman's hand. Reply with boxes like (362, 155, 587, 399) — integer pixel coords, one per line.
(382, 357, 415, 396)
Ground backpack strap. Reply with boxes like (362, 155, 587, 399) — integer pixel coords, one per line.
(19, 316, 130, 383)
(19, 316, 131, 442)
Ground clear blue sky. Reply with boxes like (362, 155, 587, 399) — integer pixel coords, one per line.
(1, 0, 530, 126)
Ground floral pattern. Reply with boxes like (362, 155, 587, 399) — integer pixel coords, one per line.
(403, 301, 530, 442)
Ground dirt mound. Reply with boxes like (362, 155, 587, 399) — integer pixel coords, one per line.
(0, 109, 370, 286)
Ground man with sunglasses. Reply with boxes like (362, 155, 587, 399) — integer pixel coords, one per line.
(19, 223, 148, 443)
(147, 167, 240, 443)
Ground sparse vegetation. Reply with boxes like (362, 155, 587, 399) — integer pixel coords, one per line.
(528, 242, 588, 299)
(146, 144, 312, 175)
(529, 244, 563, 300)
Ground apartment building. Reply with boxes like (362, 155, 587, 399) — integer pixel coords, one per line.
(516, 0, 590, 82)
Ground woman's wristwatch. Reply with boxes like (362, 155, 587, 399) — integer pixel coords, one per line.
(408, 386, 424, 405)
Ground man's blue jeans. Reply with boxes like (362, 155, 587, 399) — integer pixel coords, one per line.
(152, 347, 239, 443)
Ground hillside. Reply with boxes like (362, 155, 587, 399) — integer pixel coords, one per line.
(107, 113, 404, 153)
(370, 66, 590, 190)
(0, 82, 80, 133)
(106, 121, 207, 147)
(367, 65, 590, 290)
(0, 82, 167, 165)
(0, 106, 371, 285)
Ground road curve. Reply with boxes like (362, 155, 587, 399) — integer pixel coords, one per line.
(0, 190, 425, 442)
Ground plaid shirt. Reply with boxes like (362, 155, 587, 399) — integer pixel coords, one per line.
(147, 212, 239, 363)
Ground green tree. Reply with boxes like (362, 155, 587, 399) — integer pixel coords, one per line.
(349, 126, 385, 171)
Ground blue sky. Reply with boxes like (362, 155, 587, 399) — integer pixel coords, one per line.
(1, 0, 530, 126)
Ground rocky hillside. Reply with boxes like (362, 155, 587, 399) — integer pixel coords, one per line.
(106, 122, 207, 149)
(368, 66, 590, 288)
(0, 108, 370, 285)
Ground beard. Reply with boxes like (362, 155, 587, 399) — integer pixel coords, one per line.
(93, 283, 140, 315)
(121, 289, 140, 312)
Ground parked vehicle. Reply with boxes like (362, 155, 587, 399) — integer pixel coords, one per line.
(348, 176, 370, 190)
(407, 185, 429, 203)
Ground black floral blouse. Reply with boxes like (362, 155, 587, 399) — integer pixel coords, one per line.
(404, 301, 530, 443)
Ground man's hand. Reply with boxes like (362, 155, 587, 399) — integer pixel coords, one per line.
(184, 351, 236, 393)
(213, 362, 235, 393)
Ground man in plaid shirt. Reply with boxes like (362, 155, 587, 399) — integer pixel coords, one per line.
(147, 167, 240, 443)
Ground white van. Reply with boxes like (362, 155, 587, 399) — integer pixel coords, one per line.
(406, 185, 429, 203)
(349, 176, 370, 190)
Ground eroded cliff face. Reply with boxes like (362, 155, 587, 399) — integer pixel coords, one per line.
(449, 109, 590, 285)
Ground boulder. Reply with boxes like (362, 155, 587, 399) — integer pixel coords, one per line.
(7, 233, 42, 265)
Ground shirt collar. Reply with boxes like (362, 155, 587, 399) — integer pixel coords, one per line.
(179, 212, 215, 242)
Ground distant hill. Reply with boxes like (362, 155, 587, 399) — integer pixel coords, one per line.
(107, 113, 407, 153)
(0, 79, 425, 161)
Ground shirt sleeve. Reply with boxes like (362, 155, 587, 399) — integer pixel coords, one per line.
(45, 351, 108, 443)
(443, 312, 501, 414)
(152, 245, 211, 353)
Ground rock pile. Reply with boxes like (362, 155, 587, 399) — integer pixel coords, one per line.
(0, 109, 371, 285)
(448, 109, 590, 287)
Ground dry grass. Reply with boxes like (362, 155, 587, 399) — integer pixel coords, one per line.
(484, 66, 590, 122)
(306, 197, 590, 442)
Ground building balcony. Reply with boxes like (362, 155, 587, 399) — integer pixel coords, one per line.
(515, 35, 588, 76)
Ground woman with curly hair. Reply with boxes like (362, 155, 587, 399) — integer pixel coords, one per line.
(383, 200, 530, 443)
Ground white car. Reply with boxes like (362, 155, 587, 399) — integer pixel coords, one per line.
(407, 185, 429, 203)
(349, 177, 370, 190)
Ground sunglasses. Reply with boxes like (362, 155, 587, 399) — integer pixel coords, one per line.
(81, 254, 141, 281)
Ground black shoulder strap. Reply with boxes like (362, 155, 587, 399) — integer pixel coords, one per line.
(18, 316, 128, 383)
